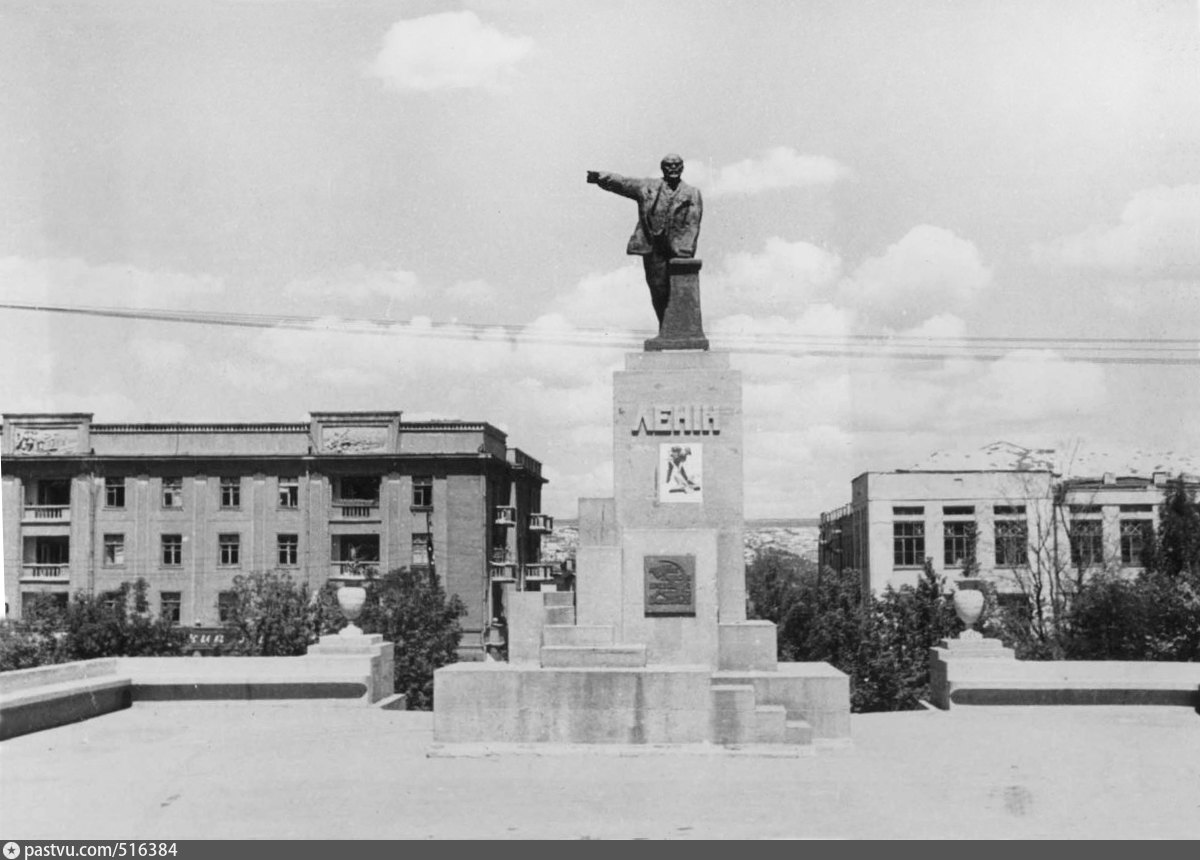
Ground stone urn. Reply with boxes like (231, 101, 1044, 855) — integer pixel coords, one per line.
(333, 561, 373, 637)
(953, 578, 985, 640)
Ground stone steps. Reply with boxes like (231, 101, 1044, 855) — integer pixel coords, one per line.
(785, 718, 813, 745)
(542, 624, 615, 647)
(539, 645, 647, 668)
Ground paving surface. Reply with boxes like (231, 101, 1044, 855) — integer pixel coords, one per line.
(1, 702, 1198, 839)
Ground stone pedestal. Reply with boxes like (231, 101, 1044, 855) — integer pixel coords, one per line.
(306, 632, 395, 704)
(645, 259, 709, 351)
(928, 636, 1017, 710)
(432, 262, 851, 750)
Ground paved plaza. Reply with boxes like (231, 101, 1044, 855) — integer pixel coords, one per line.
(1, 702, 1197, 839)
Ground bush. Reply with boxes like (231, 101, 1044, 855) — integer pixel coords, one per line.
(356, 567, 467, 710)
(222, 569, 317, 656)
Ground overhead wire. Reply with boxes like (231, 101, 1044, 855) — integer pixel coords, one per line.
(1, 300, 1197, 366)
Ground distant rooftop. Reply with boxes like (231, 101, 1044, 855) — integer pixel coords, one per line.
(903, 441, 1199, 480)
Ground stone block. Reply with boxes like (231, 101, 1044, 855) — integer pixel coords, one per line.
(718, 621, 778, 671)
(784, 719, 813, 745)
(542, 624, 615, 647)
(576, 545, 622, 628)
(506, 591, 545, 665)
(543, 591, 575, 608)
(710, 684, 756, 745)
(753, 705, 787, 743)
(578, 497, 619, 546)
(544, 605, 576, 626)
(540, 645, 647, 668)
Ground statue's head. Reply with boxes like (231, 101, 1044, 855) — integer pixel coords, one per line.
(660, 153, 684, 183)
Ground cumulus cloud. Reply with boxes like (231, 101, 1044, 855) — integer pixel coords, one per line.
(283, 266, 424, 314)
(367, 11, 533, 92)
(951, 350, 1107, 424)
(0, 256, 225, 308)
(1034, 184, 1200, 275)
(553, 264, 655, 331)
(686, 147, 850, 197)
(837, 225, 992, 328)
(715, 237, 842, 315)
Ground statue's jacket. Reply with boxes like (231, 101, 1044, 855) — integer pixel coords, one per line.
(593, 172, 703, 259)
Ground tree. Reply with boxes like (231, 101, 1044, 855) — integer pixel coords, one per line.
(745, 548, 811, 624)
(223, 569, 316, 656)
(1144, 476, 1200, 583)
(355, 567, 467, 710)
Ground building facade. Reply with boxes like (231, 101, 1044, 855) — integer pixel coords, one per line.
(819, 442, 1197, 595)
(2, 412, 555, 658)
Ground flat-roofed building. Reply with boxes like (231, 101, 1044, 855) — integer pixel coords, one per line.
(819, 441, 1199, 595)
(2, 411, 555, 659)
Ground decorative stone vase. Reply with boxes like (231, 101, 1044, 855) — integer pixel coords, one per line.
(953, 578, 985, 640)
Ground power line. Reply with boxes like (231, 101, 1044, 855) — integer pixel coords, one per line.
(2, 300, 1197, 365)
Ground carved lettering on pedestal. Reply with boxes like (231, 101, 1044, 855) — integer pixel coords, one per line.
(644, 555, 696, 616)
(631, 404, 719, 436)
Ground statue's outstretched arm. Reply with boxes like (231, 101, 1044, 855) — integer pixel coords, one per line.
(587, 171, 643, 201)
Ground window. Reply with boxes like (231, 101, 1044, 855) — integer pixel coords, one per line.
(893, 521, 925, 567)
(943, 505, 975, 516)
(161, 534, 183, 566)
(219, 533, 241, 566)
(278, 477, 299, 509)
(1120, 519, 1153, 566)
(162, 477, 183, 508)
(1069, 520, 1104, 567)
(218, 591, 238, 623)
(943, 521, 976, 568)
(103, 534, 125, 566)
(220, 477, 241, 508)
(412, 533, 433, 566)
(277, 534, 298, 566)
(893, 506, 924, 517)
(104, 477, 126, 508)
(412, 475, 434, 508)
(160, 592, 182, 625)
(994, 519, 1028, 567)
(337, 476, 379, 502)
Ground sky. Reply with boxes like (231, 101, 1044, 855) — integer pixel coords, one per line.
(1, 0, 1198, 518)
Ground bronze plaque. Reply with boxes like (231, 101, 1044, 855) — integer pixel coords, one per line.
(643, 555, 696, 616)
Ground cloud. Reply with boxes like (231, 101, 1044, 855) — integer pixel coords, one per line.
(1034, 184, 1200, 276)
(685, 147, 850, 197)
(553, 264, 655, 331)
(367, 11, 533, 92)
(283, 266, 424, 314)
(952, 350, 1107, 424)
(837, 225, 992, 328)
(714, 238, 843, 315)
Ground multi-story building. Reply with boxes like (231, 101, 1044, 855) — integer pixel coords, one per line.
(2, 411, 556, 659)
(818, 442, 1198, 595)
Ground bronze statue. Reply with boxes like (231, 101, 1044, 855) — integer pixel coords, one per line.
(587, 154, 703, 327)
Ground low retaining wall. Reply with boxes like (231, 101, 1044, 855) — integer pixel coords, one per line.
(2, 640, 395, 741)
(930, 640, 1200, 710)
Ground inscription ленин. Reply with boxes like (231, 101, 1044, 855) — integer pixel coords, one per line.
(631, 404, 719, 436)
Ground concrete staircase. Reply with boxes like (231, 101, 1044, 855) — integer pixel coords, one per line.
(528, 592, 817, 748)
(536, 593, 648, 668)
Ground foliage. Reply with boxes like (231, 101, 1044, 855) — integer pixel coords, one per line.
(0, 595, 67, 671)
(1, 582, 185, 671)
(749, 551, 958, 712)
(59, 579, 187, 660)
(222, 569, 317, 656)
(356, 567, 467, 710)
(1143, 476, 1200, 583)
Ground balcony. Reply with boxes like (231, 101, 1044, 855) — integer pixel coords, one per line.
(494, 506, 516, 526)
(523, 562, 558, 582)
(329, 561, 379, 579)
(22, 505, 69, 523)
(21, 564, 70, 582)
(331, 502, 380, 521)
(529, 513, 553, 533)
